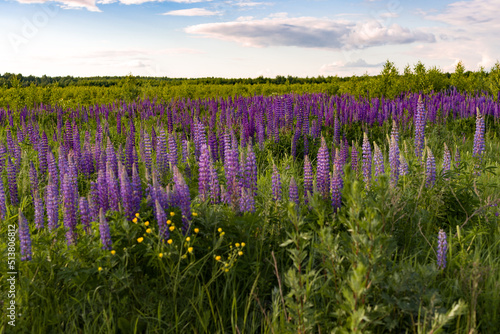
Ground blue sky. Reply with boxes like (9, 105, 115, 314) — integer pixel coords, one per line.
(0, 0, 498, 78)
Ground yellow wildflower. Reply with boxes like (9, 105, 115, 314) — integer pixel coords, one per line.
(167, 239, 173, 245)
(167, 220, 172, 225)
(192, 212, 198, 217)
(235, 243, 240, 248)
(132, 218, 138, 223)
(241, 242, 246, 247)
(146, 228, 152, 234)
(111, 250, 116, 255)
(186, 237, 191, 242)
(137, 237, 144, 243)
(159, 253, 163, 258)
(215, 255, 221, 261)
(220, 232, 225, 236)
(218, 228, 222, 233)
(144, 221, 150, 226)
(188, 247, 194, 253)
(194, 228, 199, 233)
(169, 226, 175, 231)
(238, 251, 243, 256)
(98, 267, 102, 272)
(135, 213, 140, 218)
(170, 212, 175, 217)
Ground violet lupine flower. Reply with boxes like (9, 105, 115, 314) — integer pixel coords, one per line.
(391, 120, 399, 146)
(209, 160, 220, 204)
(437, 229, 447, 269)
(303, 135, 309, 157)
(33, 190, 45, 229)
(143, 131, 152, 172)
(107, 162, 120, 212)
(198, 144, 211, 202)
(271, 164, 282, 201)
(168, 132, 178, 167)
(79, 197, 91, 233)
(291, 129, 299, 158)
(46, 174, 59, 231)
(99, 208, 112, 250)
(239, 187, 255, 213)
(289, 176, 299, 207)
(245, 144, 258, 196)
(181, 138, 189, 164)
(472, 108, 485, 159)
(333, 115, 340, 146)
(0, 178, 6, 220)
(331, 167, 342, 213)
(414, 95, 426, 160)
(209, 131, 218, 162)
(316, 137, 330, 200)
(389, 135, 400, 186)
(373, 143, 384, 181)
(19, 210, 32, 261)
(362, 132, 372, 188)
(106, 138, 118, 178)
(62, 173, 78, 245)
(443, 143, 451, 175)
(351, 141, 358, 177)
(38, 132, 48, 176)
(426, 147, 436, 188)
(155, 199, 168, 240)
(399, 153, 409, 176)
(97, 168, 109, 213)
(0, 143, 6, 174)
(157, 129, 168, 175)
(173, 166, 192, 234)
(120, 165, 134, 220)
(7, 157, 19, 206)
(304, 155, 313, 203)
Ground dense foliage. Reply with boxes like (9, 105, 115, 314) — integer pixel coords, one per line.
(1, 60, 500, 109)
(0, 88, 499, 333)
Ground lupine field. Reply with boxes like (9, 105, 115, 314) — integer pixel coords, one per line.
(0, 89, 500, 333)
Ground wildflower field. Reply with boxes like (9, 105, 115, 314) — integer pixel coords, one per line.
(0, 90, 499, 333)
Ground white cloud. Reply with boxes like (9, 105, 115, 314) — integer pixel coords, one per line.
(185, 14, 435, 49)
(321, 58, 383, 73)
(16, 0, 101, 12)
(162, 8, 220, 16)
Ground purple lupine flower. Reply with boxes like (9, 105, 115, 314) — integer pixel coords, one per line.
(389, 135, 400, 186)
(331, 167, 342, 213)
(120, 165, 134, 220)
(125, 132, 135, 176)
(155, 199, 168, 240)
(333, 114, 340, 146)
(19, 210, 32, 261)
(209, 160, 220, 204)
(46, 173, 59, 231)
(168, 132, 178, 167)
(362, 132, 372, 188)
(373, 143, 384, 181)
(472, 108, 485, 159)
(106, 138, 118, 178)
(303, 135, 309, 157)
(97, 168, 109, 213)
(245, 144, 258, 196)
(351, 141, 358, 177)
(38, 132, 48, 176)
(62, 173, 78, 245)
(79, 196, 91, 233)
(304, 155, 313, 203)
(157, 129, 168, 176)
(33, 189, 45, 229)
(107, 162, 120, 212)
(426, 147, 436, 188)
(289, 176, 299, 207)
(399, 153, 409, 176)
(198, 144, 211, 202)
(316, 136, 330, 200)
(143, 130, 152, 171)
(271, 164, 282, 201)
(437, 229, 447, 269)
(181, 138, 189, 164)
(99, 208, 112, 250)
(173, 166, 192, 234)
(0, 143, 6, 174)
(414, 95, 426, 159)
(0, 177, 6, 220)
(7, 157, 19, 206)
(391, 120, 399, 146)
(239, 187, 255, 213)
(208, 131, 218, 162)
(443, 143, 451, 175)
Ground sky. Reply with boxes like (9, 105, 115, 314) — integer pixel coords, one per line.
(0, 0, 498, 78)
